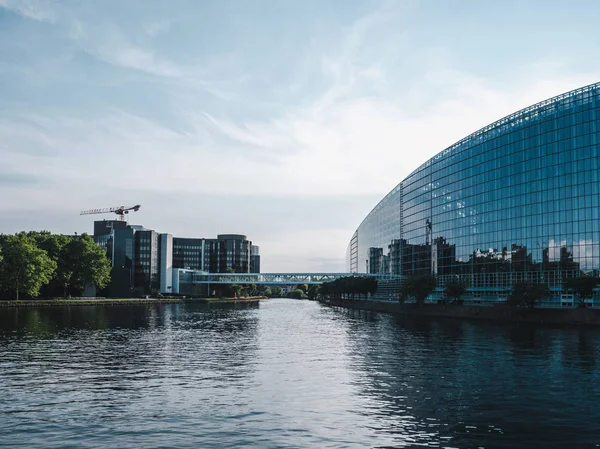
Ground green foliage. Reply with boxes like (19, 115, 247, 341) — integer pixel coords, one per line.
(296, 284, 309, 293)
(307, 284, 320, 300)
(0, 231, 112, 299)
(263, 287, 272, 297)
(444, 281, 467, 304)
(564, 276, 600, 307)
(219, 283, 243, 298)
(25, 231, 70, 262)
(230, 284, 243, 297)
(271, 286, 283, 298)
(0, 234, 57, 300)
(508, 281, 550, 308)
(288, 288, 305, 299)
(399, 275, 437, 304)
(61, 234, 111, 293)
(320, 276, 378, 300)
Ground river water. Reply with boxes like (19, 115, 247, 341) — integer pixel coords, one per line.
(1, 298, 599, 448)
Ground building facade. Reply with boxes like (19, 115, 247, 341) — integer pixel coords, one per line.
(173, 237, 205, 271)
(93, 221, 258, 296)
(93, 220, 135, 297)
(133, 228, 160, 294)
(250, 245, 260, 273)
(346, 82, 600, 303)
(215, 234, 251, 273)
(171, 234, 252, 273)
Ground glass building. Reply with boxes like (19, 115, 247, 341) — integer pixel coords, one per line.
(93, 221, 257, 296)
(172, 234, 253, 273)
(346, 82, 600, 303)
(250, 245, 261, 273)
(133, 229, 160, 294)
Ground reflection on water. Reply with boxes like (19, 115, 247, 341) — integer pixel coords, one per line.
(1, 300, 600, 448)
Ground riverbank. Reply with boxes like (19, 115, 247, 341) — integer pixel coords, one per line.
(0, 297, 267, 308)
(320, 298, 600, 326)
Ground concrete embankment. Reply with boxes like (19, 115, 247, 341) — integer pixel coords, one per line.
(0, 297, 265, 308)
(321, 298, 600, 326)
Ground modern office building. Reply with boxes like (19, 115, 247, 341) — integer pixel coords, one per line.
(346, 82, 600, 303)
(214, 234, 252, 273)
(92, 221, 258, 296)
(172, 234, 252, 273)
(250, 245, 261, 273)
(133, 228, 160, 294)
(93, 220, 135, 297)
(172, 237, 205, 271)
(159, 233, 173, 295)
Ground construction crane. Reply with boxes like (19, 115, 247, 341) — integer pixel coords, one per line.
(80, 204, 141, 221)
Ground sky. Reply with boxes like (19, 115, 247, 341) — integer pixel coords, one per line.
(1, 0, 600, 272)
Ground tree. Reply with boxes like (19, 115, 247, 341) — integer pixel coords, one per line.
(365, 276, 378, 298)
(508, 281, 550, 308)
(217, 283, 243, 298)
(399, 275, 437, 305)
(296, 284, 309, 294)
(271, 287, 283, 298)
(564, 276, 600, 307)
(25, 231, 71, 261)
(249, 284, 258, 296)
(61, 234, 111, 295)
(319, 276, 378, 301)
(0, 234, 57, 300)
(230, 284, 243, 298)
(444, 281, 466, 305)
(288, 288, 305, 299)
(24, 232, 72, 297)
(263, 287, 272, 297)
(307, 284, 320, 300)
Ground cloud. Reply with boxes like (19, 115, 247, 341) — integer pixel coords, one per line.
(0, 172, 38, 185)
(2, 1, 600, 271)
(144, 20, 171, 37)
(68, 23, 183, 77)
(0, 0, 56, 22)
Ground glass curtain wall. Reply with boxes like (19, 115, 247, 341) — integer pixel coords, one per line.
(347, 82, 600, 299)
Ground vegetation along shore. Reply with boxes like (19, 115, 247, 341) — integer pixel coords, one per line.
(0, 297, 266, 308)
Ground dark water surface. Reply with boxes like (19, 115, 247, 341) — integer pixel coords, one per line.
(1, 299, 600, 448)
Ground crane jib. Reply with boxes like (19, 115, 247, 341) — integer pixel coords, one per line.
(79, 205, 141, 221)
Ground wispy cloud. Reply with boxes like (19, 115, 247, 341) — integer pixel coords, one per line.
(1, 0, 600, 270)
(66, 19, 183, 77)
(0, 0, 56, 22)
(144, 19, 171, 37)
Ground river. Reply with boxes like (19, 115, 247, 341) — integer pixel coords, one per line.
(1, 298, 599, 448)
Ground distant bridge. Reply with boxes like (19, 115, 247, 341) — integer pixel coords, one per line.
(175, 271, 403, 285)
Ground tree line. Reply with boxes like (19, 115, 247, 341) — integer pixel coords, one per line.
(320, 276, 378, 301)
(286, 284, 321, 300)
(0, 232, 111, 300)
(314, 273, 600, 308)
(211, 283, 285, 299)
(398, 274, 600, 308)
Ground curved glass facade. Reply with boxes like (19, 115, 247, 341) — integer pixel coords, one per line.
(347, 82, 600, 301)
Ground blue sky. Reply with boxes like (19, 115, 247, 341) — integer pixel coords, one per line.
(1, 0, 600, 272)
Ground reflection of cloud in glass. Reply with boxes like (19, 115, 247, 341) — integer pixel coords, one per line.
(349, 82, 600, 299)
(573, 239, 594, 270)
(546, 238, 567, 262)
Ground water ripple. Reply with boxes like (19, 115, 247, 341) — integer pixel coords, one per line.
(1, 300, 600, 448)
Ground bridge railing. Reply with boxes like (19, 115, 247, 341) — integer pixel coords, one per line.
(185, 272, 404, 285)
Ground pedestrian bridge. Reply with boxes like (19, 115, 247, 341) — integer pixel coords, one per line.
(176, 271, 402, 285)
(171, 269, 404, 296)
